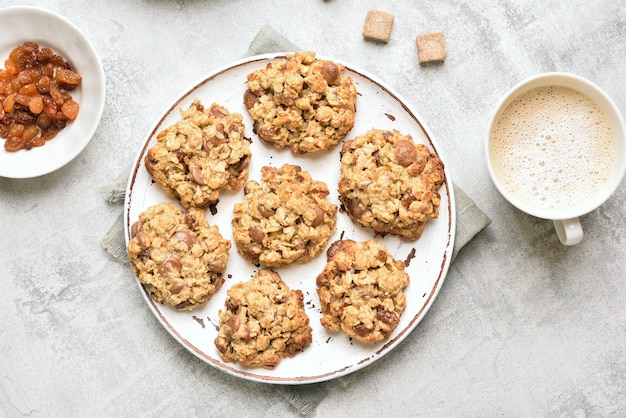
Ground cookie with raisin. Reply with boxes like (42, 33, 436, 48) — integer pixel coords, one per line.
(127, 202, 230, 310)
(232, 163, 337, 267)
(214, 268, 312, 369)
(145, 98, 251, 209)
(316, 239, 410, 343)
(339, 129, 445, 240)
(244, 51, 357, 154)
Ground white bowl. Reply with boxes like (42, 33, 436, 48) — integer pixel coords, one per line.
(0, 6, 105, 178)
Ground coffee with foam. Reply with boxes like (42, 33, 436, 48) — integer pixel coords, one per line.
(489, 85, 615, 212)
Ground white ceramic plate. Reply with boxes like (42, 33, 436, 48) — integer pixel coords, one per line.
(0, 6, 105, 178)
(125, 53, 455, 384)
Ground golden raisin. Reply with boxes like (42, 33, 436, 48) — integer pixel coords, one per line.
(22, 124, 39, 142)
(55, 67, 82, 86)
(5, 135, 27, 151)
(28, 96, 43, 114)
(8, 123, 23, 138)
(61, 99, 79, 120)
(19, 83, 37, 96)
(8, 46, 24, 63)
(3, 93, 14, 113)
(4, 59, 18, 75)
(29, 135, 46, 148)
(49, 82, 64, 105)
(14, 94, 31, 107)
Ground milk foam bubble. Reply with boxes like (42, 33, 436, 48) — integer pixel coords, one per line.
(490, 85, 615, 212)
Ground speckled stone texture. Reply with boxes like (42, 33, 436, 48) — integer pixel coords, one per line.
(1, 1, 625, 417)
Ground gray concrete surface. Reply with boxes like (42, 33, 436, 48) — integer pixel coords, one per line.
(1, 1, 625, 416)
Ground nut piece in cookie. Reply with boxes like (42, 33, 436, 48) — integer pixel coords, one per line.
(362, 10, 395, 43)
(127, 202, 230, 311)
(339, 129, 445, 240)
(232, 163, 338, 267)
(417, 32, 447, 64)
(244, 51, 357, 154)
(214, 268, 313, 369)
(145, 98, 251, 208)
(316, 239, 410, 344)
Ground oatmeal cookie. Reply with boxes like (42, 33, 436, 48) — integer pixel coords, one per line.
(339, 129, 445, 240)
(214, 268, 312, 369)
(244, 51, 357, 154)
(316, 239, 410, 343)
(145, 98, 251, 208)
(127, 202, 230, 311)
(232, 163, 338, 267)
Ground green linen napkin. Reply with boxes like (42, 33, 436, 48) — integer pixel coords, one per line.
(101, 25, 491, 416)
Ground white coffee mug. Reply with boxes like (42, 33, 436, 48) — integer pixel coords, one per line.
(486, 73, 626, 245)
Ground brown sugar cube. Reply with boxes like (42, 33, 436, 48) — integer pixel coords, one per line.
(363, 10, 394, 43)
(417, 32, 447, 63)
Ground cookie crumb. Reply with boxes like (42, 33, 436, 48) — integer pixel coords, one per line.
(417, 32, 447, 64)
(363, 10, 394, 43)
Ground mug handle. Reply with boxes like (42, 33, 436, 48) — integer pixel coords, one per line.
(553, 218, 583, 245)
